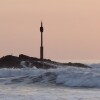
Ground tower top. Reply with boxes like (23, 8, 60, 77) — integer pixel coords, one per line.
(40, 21, 44, 33)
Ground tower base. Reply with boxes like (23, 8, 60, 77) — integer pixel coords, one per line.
(40, 46, 43, 61)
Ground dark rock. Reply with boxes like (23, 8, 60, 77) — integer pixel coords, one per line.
(0, 54, 91, 69)
(0, 55, 21, 68)
(62, 62, 90, 68)
(19, 54, 39, 62)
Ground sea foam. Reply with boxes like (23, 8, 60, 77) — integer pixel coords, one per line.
(0, 64, 100, 87)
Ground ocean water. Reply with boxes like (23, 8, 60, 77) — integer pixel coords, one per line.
(55, 59, 100, 64)
(0, 63, 100, 100)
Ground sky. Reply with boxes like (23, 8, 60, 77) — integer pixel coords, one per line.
(0, 0, 100, 60)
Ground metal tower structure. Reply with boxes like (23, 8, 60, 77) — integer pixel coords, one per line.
(40, 21, 44, 61)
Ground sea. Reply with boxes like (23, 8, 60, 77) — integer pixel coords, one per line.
(0, 60, 100, 100)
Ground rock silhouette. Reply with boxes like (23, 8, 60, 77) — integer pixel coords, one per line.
(0, 54, 90, 69)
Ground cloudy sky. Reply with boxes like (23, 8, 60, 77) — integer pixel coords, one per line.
(0, 0, 100, 60)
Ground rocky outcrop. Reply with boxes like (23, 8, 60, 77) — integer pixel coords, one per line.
(0, 54, 90, 69)
(0, 55, 20, 68)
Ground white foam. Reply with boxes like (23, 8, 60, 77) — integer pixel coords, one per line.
(0, 65, 100, 87)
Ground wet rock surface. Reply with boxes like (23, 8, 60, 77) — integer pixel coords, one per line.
(0, 54, 90, 69)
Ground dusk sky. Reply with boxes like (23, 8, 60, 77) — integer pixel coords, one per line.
(0, 0, 100, 60)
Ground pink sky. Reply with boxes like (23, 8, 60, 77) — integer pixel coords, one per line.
(0, 0, 100, 60)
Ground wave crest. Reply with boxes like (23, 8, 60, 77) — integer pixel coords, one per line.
(0, 66, 100, 87)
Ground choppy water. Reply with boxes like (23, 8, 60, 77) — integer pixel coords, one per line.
(0, 63, 100, 100)
(0, 83, 100, 100)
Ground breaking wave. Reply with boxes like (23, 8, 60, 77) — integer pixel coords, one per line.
(0, 64, 100, 88)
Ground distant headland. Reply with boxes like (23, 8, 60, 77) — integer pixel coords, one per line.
(0, 22, 91, 69)
(0, 54, 90, 69)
